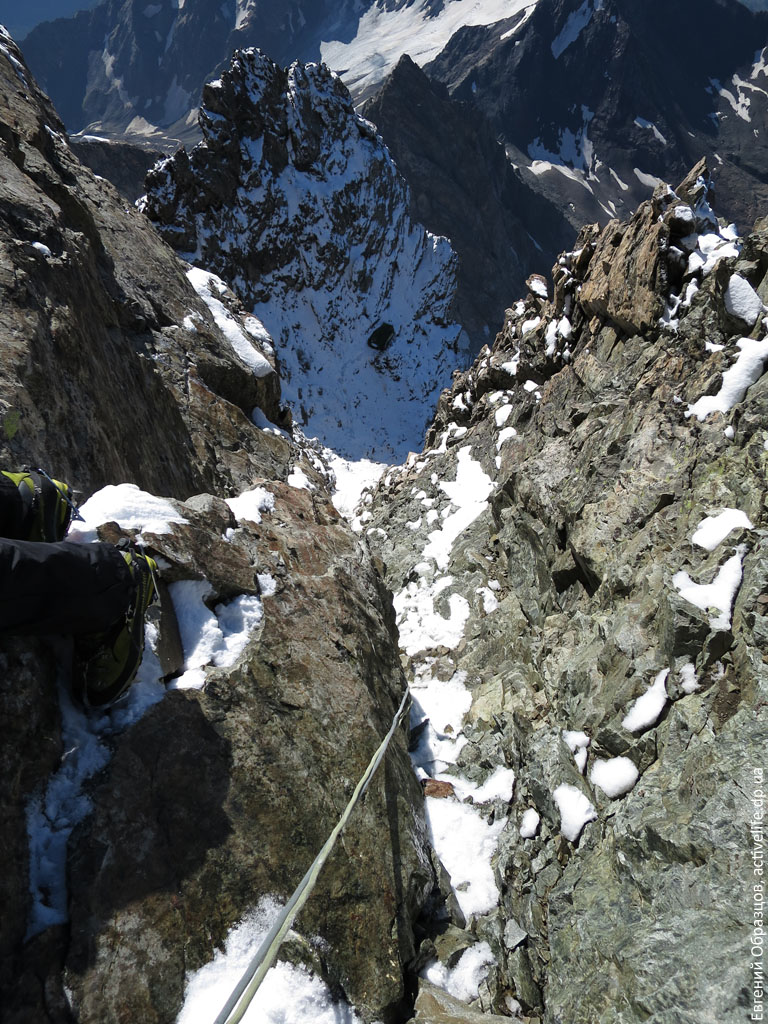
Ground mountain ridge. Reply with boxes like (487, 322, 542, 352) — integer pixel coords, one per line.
(0, 11, 766, 1024)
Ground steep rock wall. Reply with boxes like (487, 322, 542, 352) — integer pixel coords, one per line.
(0, 33, 432, 1024)
(364, 163, 768, 1022)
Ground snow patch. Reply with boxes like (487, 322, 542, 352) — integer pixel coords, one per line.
(634, 116, 667, 145)
(724, 273, 764, 325)
(563, 729, 590, 773)
(679, 662, 700, 694)
(634, 167, 663, 189)
(589, 756, 639, 798)
(324, 451, 386, 525)
(168, 580, 263, 689)
(420, 447, 494, 571)
(691, 509, 753, 550)
(321, 0, 534, 98)
(225, 486, 275, 524)
(422, 942, 495, 1003)
(186, 267, 274, 377)
(425, 795, 508, 918)
(519, 808, 540, 838)
(551, 0, 599, 59)
(622, 669, 669, 733)
(409, 668, 471, 773)
(394, 576, 471, 658)
(286, 466, 314, 490)
(686, 338, 768, 420)
(552, 783, 597, 842)
(69, 483, 186, 544)
(672, 547, 746, 631)
(177, 898, 362, 1024)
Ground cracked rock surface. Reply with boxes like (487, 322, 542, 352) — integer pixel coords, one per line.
(364, 163, 768, 1022)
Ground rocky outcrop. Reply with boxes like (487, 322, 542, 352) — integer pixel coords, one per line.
(57, 483, 431, 1024)
(142, 48, 467, 460)
(0, 32, 433, 1024)
(69, 136, 168, 202)
(363, 162, 767, 1021)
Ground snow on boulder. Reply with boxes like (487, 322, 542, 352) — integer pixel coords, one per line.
(686, 338, 768, 420)
(672, 547, 746, 631)
(562, 729, 590, 773)
(724, 273, 764, 326)
(519, 808, 541, 838)
(589, 756, 639, 799)
(622, 669, 669, 733)
(552, 783, 597, 842)
(691, 508, 753, 550)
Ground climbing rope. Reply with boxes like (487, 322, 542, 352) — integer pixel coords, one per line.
(212, 685, 412, 1024)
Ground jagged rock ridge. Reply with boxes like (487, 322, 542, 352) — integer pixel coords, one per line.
(361, 160, 768, 1020)
(142, 48, 468, 461)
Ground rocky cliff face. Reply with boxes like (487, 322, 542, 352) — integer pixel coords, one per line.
(362, 159, 768, 1020)
(0, 26, 287, 501)
(142, 48, 467, 460)
(0, 31, 434, 1024)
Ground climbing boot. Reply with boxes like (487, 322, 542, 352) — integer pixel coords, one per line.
(73, 546, 159, 708)
(0, 468, 80, 542)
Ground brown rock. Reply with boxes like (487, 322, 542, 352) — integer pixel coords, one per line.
(578, 203, 669, 334)
(423, 779, 456, 799)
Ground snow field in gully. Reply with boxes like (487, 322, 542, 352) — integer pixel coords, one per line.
(374, 444, 511, 1000)
(177, 899, 363, 1024)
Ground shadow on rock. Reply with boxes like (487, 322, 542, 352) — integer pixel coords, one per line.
(64, 693, 232, 1011)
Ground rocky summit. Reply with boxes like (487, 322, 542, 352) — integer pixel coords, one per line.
(141, 48, 467, 461)
(0, 14, 766, 1024)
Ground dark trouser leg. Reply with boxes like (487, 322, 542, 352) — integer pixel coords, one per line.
(0, 540, 133, 636)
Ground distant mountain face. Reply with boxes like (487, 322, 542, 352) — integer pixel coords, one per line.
(20, 0, 533, 137)
(0, 1, 96, 42)
(425, 0, 768, 234)
(21, 0, 356, 139)
(142, 48, 467, 461)
(21, 0, 768, 353)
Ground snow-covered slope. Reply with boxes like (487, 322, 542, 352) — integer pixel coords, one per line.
(142, 49, 468, 461)
(320, 0, 537, 102)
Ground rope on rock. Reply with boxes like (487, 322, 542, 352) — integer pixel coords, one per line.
(212, 686, 412, 1024)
